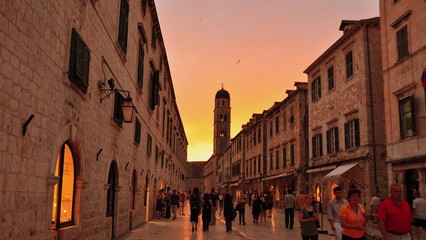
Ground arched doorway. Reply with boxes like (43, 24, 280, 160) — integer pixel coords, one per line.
(51, 142, 77, 232)
(106, 161, 118, 239)
(405, 169, 419, 206)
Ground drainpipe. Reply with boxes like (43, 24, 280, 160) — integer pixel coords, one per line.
(365, 23, 379, 195)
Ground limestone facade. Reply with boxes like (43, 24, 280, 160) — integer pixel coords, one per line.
(304, 17, 388, 207)
(379, 0, 426, 200)
(0, 0, 188, 239)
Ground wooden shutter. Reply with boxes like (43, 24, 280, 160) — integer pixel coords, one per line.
(69, 28, 90, 93)
(149, 70, 160, 110)
(335, 127, 339, 152)
(319, 134, 323, 156)
(137, 42, 144, 87)
(118, 0, 129, 52)
(326, 130, 331, 154)
(410, 96, 416, 135)
(113, 92, 124, 126)
(355, 119, 360, 147)
(134, 118, 141, 144)
(312, 136, 316, 158)
(344, 122, 349, 149)
(318, 77, 321, 98)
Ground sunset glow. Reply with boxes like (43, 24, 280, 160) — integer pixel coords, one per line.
(155, 0, 379, 162)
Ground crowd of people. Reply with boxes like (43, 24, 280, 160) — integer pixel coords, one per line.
(154, 184, 426, 240)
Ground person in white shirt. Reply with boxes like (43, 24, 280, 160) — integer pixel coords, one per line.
(370, 195, 381, 223)
(412, 191, 426, 240)
(327, 187, 348, 240)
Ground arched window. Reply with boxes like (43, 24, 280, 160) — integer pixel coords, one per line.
(330, 182, 340, 199)
(52, 142, 76, 228)
(315, 184, 321, 202)
(130, 170, 137, 210)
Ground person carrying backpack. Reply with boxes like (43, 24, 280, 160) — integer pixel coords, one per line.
(201, 193, 213, 231)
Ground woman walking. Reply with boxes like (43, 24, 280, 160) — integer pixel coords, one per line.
(189, 187, 201, 231)
(340, 189, 367, 240)
(298, 194, 319, 240)
(236, 194, 246, 225)
(156, 190, 164, 219)
(252, 193, 261, 224)
(201, 193, 213, 231)
(221, 193, 234, 232)
(260, 192, 267, 223)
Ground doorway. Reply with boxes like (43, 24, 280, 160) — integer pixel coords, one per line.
(405, 169, 419, 206)
(106, 161, 118, 239)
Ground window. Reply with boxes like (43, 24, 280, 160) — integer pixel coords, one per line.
(130, 170, 137, 210)
(396, 25, 409, 60)
(344, 119, 360, 149)
(113, 92, 125, 126)
(327, 66, 334, 90)
(151, 24, 157, 50)
(326, 127, 339, 154)
(346, 51, 353, 78)
(258, 155, 262, 173)
(399, 96, 416, 138)
(147, 133, 152, 155)
(149, 70, 160, 110)
(312, 134, 323, 158)
(253, 158, 256, 174)
(290, 144, 295, 165)
(68, 28, 90, 93)
(312, 76, 321, 101)
(137, 41, 145, 88)
(289, 107, 294, 123)
(270, 152, 273, 170)
(269, 120, 273, 137)
(283, 146, 287, 168)
(275, 116, 279, 133)
(118, 0, 129, 53)
(141, 0, 147, 15)
(52, 142, 76, 228)
(283, 111, 287, 129)
(258, 128, 261, 143)
(155, 146, 159, 163)
(253, 131, 257, 145)
(275, 150, 280, 169)
(134, 118, 141, 144)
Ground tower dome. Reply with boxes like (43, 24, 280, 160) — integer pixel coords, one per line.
(215, 87, 230, 99)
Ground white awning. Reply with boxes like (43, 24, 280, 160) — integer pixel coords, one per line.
(262, 171, 294, 181)
(229, 180, 241, 187)
(323, 162, 359, 179)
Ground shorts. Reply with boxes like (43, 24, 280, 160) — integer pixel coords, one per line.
(413, 218, 426, 228)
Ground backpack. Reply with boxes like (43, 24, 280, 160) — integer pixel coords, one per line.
(203, 200, 211, 212)
(190, 195, 199, 210)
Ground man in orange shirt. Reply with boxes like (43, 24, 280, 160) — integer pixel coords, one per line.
(378, 184, 413, 240)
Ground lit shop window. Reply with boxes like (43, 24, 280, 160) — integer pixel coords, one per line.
(52, 142, 75, 228)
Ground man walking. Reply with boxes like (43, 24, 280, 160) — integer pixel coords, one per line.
(210, 189, 218, 225)
(378, 184, 413, 240)
(283, 190, 296, 229)
(327, 187, 348, 240)
(164, 187, 172, 218)
(412, 191, 426, 240)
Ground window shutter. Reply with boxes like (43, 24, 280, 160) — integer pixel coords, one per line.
(283, 147, 286, 167)
(319, 134, 323, 156)
(69, 28, 90, 93)
(134, 118, 141, 144)
(344, 123, 349, 149)
(311, 82, 315, 101)
(318, 77, 321, 98)
(113, 92, 124, 126)
(149, 70, 160, 110)
(137, 41, 144, 87)
(335, 127, 339, 152)
(312, 137, 316, 158)
(410, 96, 416, 135)
(326, 130, 331, 154)
(118, 0, 129, 53)
(355, 119, 360, 147)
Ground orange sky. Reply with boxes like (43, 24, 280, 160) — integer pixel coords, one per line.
(155, 0, 379, 162)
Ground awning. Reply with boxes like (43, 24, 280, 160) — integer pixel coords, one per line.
(323, 162, 359, 179)
(229, 180, 241, 187)
(220, 183, 229, 188)
(306, 165, 336, 173)
(262, 171, 294, 181)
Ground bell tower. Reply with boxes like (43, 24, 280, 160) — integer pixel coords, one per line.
(213, 86, 231, 156)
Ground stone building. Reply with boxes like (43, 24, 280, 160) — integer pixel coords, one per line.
(304, 17, 387, 207)
(379, 0, 426, 203)
(261, 82, 308, 205)
(0, 0, 188, 239)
